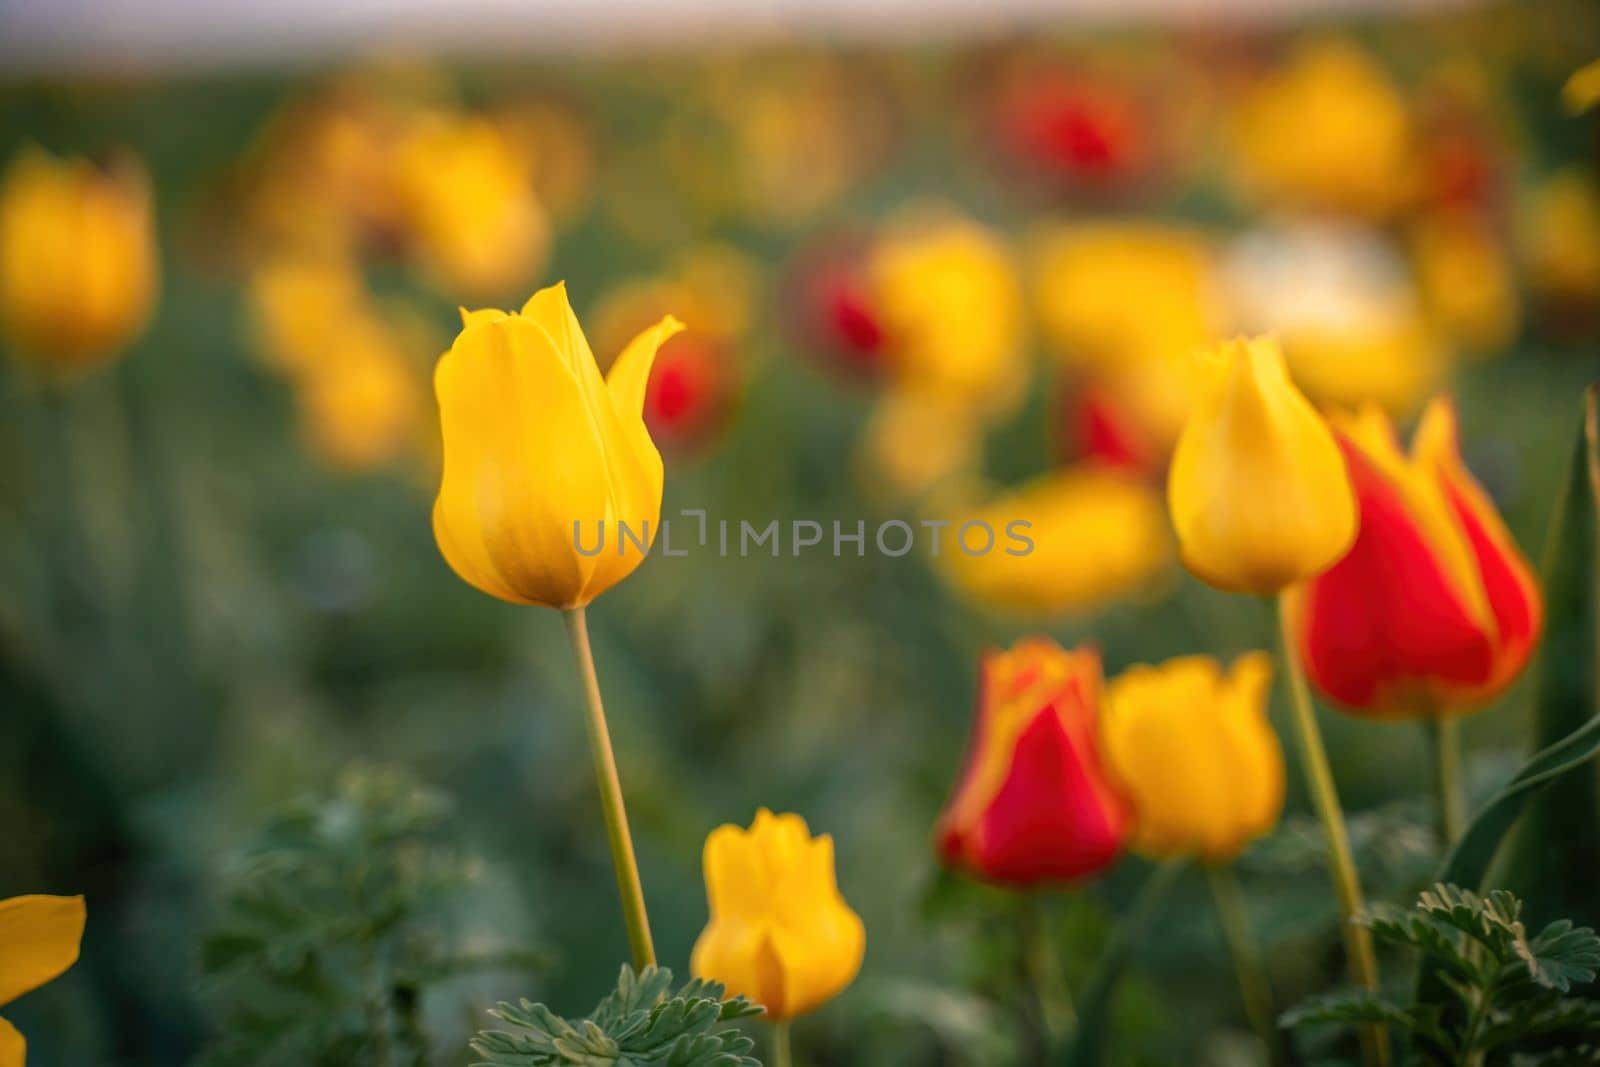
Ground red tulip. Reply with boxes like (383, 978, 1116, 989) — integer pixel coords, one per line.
(1287, 398, 1542, 717)
(936, 639, 1128, 885)
(642, 333, 734, 449)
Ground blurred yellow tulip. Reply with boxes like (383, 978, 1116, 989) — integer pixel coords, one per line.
(691, 809, 865, 1022)
(247, 253, 369, 376)
(857, 388, 984, 507)
(1410, 213, 1519, 355)
(941, 469, 1170, 616)
(1032, 222, 1221, 373)
(391, 113, 549, 300)
(1231, 39, 1414, 217)
(1523, 170, 1600, 310)
(0, 894, 86, 1067)
(1563, 58, 1600, 114)
(1104, 653, 1285, 861)
(1168, 336, 1356, 595)
(0, 148, 157, 374)
(1225, 223, 1447, 415)
(298, 317, 424, 473)
(432, 282, 682, 609)
(870, 214, 1027, 417)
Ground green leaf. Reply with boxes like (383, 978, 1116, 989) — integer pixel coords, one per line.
(1500, 385, 1600, 927)
(1061, 859, 1187, 1067)
(470, 965, 762, 1067)
(1519, 919, 1600, 993)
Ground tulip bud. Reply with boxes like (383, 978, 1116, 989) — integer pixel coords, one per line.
(691, 809, 865, 1022)
(1167, 336, 1357, 594)
(0, 148, 158, 375)
(1286, 398, 1542, 716)
(432, 282, 683, 608)
(936, 640, 1128, 886)
(1103, 653, 1285, 861)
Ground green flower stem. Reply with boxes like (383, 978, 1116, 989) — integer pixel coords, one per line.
(1014, 893, 1054, 1060)
(1276, 593, 1388, 1067)
(1205, 863, 1283, 1065)
(1429, 718, 1467, 847)
(563, 605, 656, 970)
(771, 1020, 792, 1067)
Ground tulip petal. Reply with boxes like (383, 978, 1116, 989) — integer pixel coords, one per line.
(0, 895, 84, 1008)
(433, 315, 606, 607)
(1413, 398, 1543, 701)
(0, 1016, 21, 1067)
(1292, 432, 1497, 713)
(606, 315, 686, 419)
(518, 283, 665, 603)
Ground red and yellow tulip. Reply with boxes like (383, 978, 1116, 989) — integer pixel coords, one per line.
(936, 639, 1128, 886)
(1287, 398, 1542, 716)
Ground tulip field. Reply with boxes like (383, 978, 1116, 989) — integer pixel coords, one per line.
(2, 3, 1600, 1065)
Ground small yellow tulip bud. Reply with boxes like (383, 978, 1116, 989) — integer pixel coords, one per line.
(1167, 336, 1356, 594)
(691, 809, 865, 1022)
(432, 282, 683, 609)
(0, 148, 158, 375)
(1103, 653, 1285, 861)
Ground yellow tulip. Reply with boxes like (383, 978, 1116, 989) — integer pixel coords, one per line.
(1224, 223, 1448, 415)
(941, 469, 1171, 616)
(1564, 58, 1600, 114)
(1032, 222, 1221, 373)
(1104, 654, 1284, 861)
(247, 253, 369, 377)
(691, 809, 865, 1022)
(1523, 170, 1600, 309)
(0, 894, 86, 1067)
(1231, 39, 1413, 217)
(298, 316, 425, 472)
(391, 113, 548, 301)
(1410, 213, 1519, 356)
(432, 282, 682, 609)
(0, 148, 157, 374)
(856, 387, 984, 506)
(869, 214, 1027, 417)
(1167, 336, 1356, 594)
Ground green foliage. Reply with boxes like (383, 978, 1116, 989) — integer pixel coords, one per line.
(470, 965, 763, 1067)
(198, 766, 546, 1067)
(1283, 883, 1600, 1064)
(1502, 388, 1600, 926)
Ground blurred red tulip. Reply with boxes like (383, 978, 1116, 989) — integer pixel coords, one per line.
(642, 334, 735, 450)
(936, 639, 1128, 886)
(993, 71, 1147, 188)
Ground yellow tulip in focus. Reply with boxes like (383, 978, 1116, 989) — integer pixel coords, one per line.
(1231, 39, 1413, 217)
(1104, 654, 1285, 861)
(432, 282, 683, 609)
(0, 894, 86, 1067)
(691, 809, 865, 1022)
(0, 148, 157, 375)
(391, 113, 548, 300)
(1168, 336, 1356, 595)
(869, 214, 1027, 417)
(941, 469, 1171, 616)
